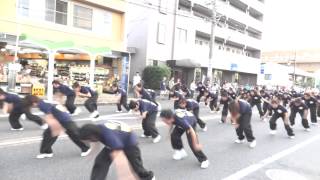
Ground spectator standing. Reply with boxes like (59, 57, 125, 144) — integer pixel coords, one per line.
(190, 80, 197, 98)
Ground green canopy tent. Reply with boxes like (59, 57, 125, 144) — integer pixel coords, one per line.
(13, 33, 112, 100)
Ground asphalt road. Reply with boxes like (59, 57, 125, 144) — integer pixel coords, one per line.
(0, 100, 320, 180)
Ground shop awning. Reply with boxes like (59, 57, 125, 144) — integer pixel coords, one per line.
(19, 33, 111, 55)
(167, 59, 201, 68)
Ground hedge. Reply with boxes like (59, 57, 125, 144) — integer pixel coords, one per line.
(142, 65, 171, 90)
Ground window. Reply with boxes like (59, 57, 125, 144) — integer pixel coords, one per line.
(18, 0, 29, 17)
(159, 0, 168, 14)
(195, 39, 199, 44)
(177, 28, 187, 43)
(153, 60, 158, 66)
(264, 74, 272, 80)
(73, 5, 93, 30)
(157, 23, 166, 44)
(226, 47, 230, 52)
(45, 0, 68, 25)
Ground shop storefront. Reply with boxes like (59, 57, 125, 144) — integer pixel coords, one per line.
(0, 40, 130, 99)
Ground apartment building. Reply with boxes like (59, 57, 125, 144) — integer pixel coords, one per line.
(127, 0, 265, 86)
(0, 0, 129, 97)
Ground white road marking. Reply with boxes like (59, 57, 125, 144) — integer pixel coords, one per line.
(0, 114, 221, 148)
(222, 134, 320, 180)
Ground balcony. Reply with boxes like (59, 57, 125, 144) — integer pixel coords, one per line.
(240, 0, 264, 14)
(216, 0, 263, 31)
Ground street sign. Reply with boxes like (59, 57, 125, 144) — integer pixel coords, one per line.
(260, 63, 265, 74)
(230, 63, 238, 71)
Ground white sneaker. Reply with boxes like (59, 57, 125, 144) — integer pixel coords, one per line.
(115, 110, 123, 113)
(36, 153, 53, 159)
(311, 122, 318, 126)
(152, 135, 161, 143)
(72, 108, 82, 116)
(81, 148, 92, 157)
(40, 124, 49, 130)
(269, 130, 277, 135)
(305, 128, 311, 132)
(210, 111, 215, 114)
(11, 127, 24, 131)
(234, 139, 245, 144)
(179, 149, 188, 158)
(140, 134, 151, 138)
(89, 111, 100, 118)
(151, 176, 156, 180)
(21, 114, 26, 120)
(200, 160, 210, 169)
(289, 135, 295, 139)
(249, 140, 257, 148)
(172, 149, 188, 160)
(202, 126, 208, 132)
(219, 120, 225, 124)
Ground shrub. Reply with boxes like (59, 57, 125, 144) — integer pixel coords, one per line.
(142, 65, 171, 90)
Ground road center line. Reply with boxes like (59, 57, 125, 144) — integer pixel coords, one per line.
(222, 134, 320, 180)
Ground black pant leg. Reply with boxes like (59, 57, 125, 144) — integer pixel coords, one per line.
(239, 112, 255, 142)
(299, 111, 310, 128)
(142, 117, 151, 136)
(24, 110, 44, 126)
(317, 105, 320, 117)
(262, 102, 268, 115)
(124, 146, 154, 180)
(310, 106, 317, 123)
(91, 147, 113, 180)
(84, 97, 96, 113)
(289, 110, 297, 126)
(196, 94, 203, 103)
(63, 122, 89, 152)
(186, 128, 207, 163)
(121, 96, 130, 111)
(65, 95, 76, 114)
(194, 107, 206, 128)
(269, 114, 279, 130)
(256, 103, 263, 117)
(40, 128, 58, 154)
(171, 126, 185, 150)
(8, 111, 23, 129)
(145, 112, 159, 138)
(282, 118, 294, 136)
(174, 100, 179, 110)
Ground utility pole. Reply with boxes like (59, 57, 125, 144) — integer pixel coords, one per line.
(293, 50, 296, 86)
(207, 0, 217, 83)
(170, 0, 179, 60)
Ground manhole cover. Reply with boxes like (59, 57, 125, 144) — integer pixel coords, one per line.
(266, 169, 307, 180)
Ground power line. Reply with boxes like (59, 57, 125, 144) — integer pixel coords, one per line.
(122, 0, 222, 23)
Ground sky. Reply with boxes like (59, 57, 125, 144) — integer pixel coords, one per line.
(262, 0, 320, 51)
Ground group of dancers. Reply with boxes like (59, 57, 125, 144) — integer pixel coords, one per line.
(1, 79, 319, 180)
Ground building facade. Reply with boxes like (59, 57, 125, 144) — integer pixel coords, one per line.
(258, 63, 315, 88)
(127, 0, 265, 86)
(262, 49, 320, 73)
(0, 0, 129, 98)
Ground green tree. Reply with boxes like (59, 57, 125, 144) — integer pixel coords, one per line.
(142, 65, 171, 90)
